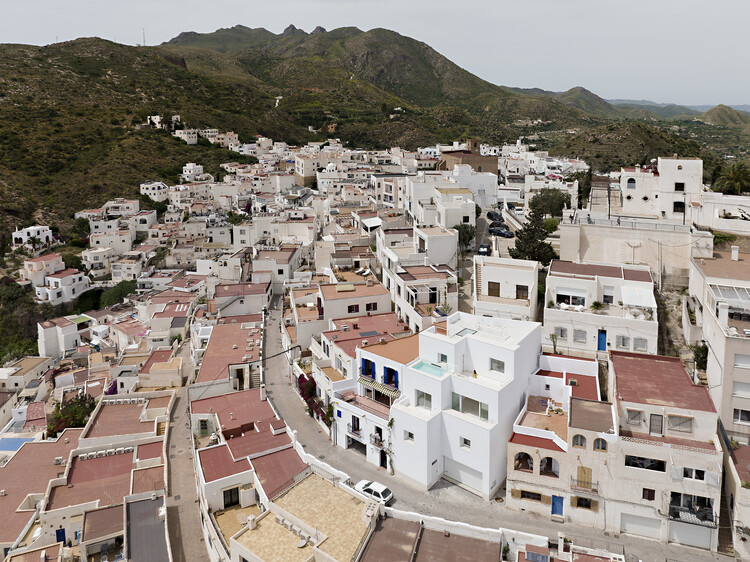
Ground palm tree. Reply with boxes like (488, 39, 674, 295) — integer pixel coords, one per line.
(714, 161, 750, 195)
(27, 236, 41, 251)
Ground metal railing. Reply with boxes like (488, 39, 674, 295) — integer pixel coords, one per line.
(570, 477, 598, 493)
(347, 423, 362, 439)
(369, 433, 384, 449)
(668, 504, 717, 528)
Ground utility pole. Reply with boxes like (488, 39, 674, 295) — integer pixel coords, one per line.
(607, 182, 611, 221)
(142, 28, 146, 47)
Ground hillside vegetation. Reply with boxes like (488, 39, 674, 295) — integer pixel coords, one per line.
(699, 104, 750, 127)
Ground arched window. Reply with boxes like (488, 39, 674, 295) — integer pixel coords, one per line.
(627, 178, 636, 190)
(572, 434, 586, 448)
(677, 165, 683, 170)
(594, 438, 607, 451)
(540, 457, 559, 478)
(514, 452, 533, 472)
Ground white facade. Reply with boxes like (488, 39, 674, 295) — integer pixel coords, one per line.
(34, 269, 90, 306)
(11, 225, 53, 251)
(473, 256, 539, 321)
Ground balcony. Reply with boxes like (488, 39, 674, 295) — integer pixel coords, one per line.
(369, 433, 384, 449)
(570, 477, 599, 494)
(669, 504, 717, 528)
(346, 423, 363, 440)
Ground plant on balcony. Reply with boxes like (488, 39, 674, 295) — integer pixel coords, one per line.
(590, 301, 604, 312)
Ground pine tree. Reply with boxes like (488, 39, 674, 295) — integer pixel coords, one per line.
(509, 209, 558, 266)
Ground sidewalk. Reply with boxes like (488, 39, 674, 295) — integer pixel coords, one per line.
(263, 307, 732, 562)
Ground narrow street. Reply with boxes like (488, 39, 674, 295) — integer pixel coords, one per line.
(262, 306, 729, 562)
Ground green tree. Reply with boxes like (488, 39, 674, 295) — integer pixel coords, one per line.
(74, 217, 91, 236)
(542, 217, 559, 234)
(453, 223, 476, 262)
(529, 188, 571, 217)
(475, 203, 481, 219)
(47, 394, 97, 437)
(509, 209, 558, 266)
(100, 279, 137, 308)
(714, 161, 750, 195)
(62, 253, 83, 270)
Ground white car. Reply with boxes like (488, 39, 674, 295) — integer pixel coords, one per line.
(354, 479, 394, 504)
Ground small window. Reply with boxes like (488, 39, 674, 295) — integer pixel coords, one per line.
(520, 491, 542, 502)
(438, 353, 447, 363)
(462, 216, 470, 223)
(627, 409, 641, 425)
(668, 415, 693, 433)
(573, 434, 586, 448)
(404, 430, 414, 441)
(627, 178, 636, 189)
(277, 268, 283, 275)
(576, 497, 592, 509)
(416, 390, 432, 410)
(337, 410, 341, 418)
(616, 335, 630, 349)
(673, 201, 685, 214)
(675, 182, 685, 192)
(366, 302, 378, 312)
(735, 408, 750, 424)
(348, 304, 360, 314)
(487, 282, 500, 297)
(593, 438, 607, 451)
(553, 327, 568, 341)
(643, 488, 655, 501)
(461, 437, 471, 449)
(602, 286, 614, 305)
(490, 358, 505, 373)
(633, 337, 648, 351)
(516, 285, 529, 300)
(573, 330, 587, 343)
(683, 467, 705, 480)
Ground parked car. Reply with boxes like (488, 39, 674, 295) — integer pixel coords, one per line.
(514, 207, 525, 217)
(477, 243, 491, 256)
(490, 227, 514, 238)
(487, 210, 502, 222)
(489, 221, 506, 229)
(354, 480, 394, 504)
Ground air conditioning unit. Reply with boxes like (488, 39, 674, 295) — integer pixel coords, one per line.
(79, 454, 88, 461)
(0, 490, 6, 496)
(124, 446, 134, 453)
(97, 451, 106, 458)
(53, 457, 64, 465)
(115, 448, 125, 455)
(137, 398, 146, 404)
(106, 449, 116, 456)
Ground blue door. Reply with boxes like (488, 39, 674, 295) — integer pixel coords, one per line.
(552, 495, 564, 516)
(597, 330, 607, 351)
(55, 528, 66, 544)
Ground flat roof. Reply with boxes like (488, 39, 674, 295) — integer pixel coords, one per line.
(569, 398, 614, 433)
(695, 250, 750, 283)
(196, 323, 261, 384)
(251, 447, 308, 498)
(5, 356, 49, 376)
(611, 351, 715, 412)
(549, 260, 652, 283)
(509, 432, 564, 453)
(415, 527, 500, 561)
(361, 333, 419, 364)
(192, 388, 275, 433)
(48, 452, 135, 510)
(360, 517, 419, 561)
(319, 282, 388, 301)
(127, 497, 169, 562)
(140, 350, 173, 375)
(83, 504, 123, 543)
(215, 282, 269, 297)
(198, 445, 251, 483)
(731, 444, 750, 484)
(84, 402, 155, 439)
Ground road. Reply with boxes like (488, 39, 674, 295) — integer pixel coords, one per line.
(262, 306, 729, 562)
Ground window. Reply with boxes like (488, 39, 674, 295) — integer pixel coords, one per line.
(673, 201, 685, 214)
(616, 335, 630, 349)
(627, 178, 636, 189)
(461, 437, 471, 449)
(556, 289, 585, 307)
(451, 392, 489, 421)
(573, 330, 587, 343)
(683, 467, 705, 481)
(223, 487, 240, 508)
(675, 182, 685, 192)
(199, 419, 208, 432)
(633, 337, 648, 351)
(734, 408, 750, 424)
(277, 268, 284, 275)
(337, 410, 341, 418)
(462, 216, 470, 223)
(643, 488, 655, 501)
(520, 491, 542, 502)
(627, 410, 642, 425)
(487, 282, 500, 298)
(438, 353, 447, 363)
(554, 327, 568, 341)
(348, 304, 360, 314)
(625, 455, 666, 472)
(404, 430, 414, 441)
(366, 302, 378, 312)
(416, 390, 432, 410)
(667, 415, 693, 433)
(602, 286, 614, 305)
(490, 358, 505, 373)
(734, 354, 750, 368)
(572, 434, 586, 448)
(516, 285, 529, 300)
(576, 497, 592, 509)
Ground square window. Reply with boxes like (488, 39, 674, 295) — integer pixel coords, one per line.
(554, 327, 568, 341)
(643, 488, 655, 501)
(461, 437, 471, 449)
(633, 337, 648, 351)
(627, 409, 641, 425)
(520, 491, 542, 502)
(404, 430, 414, 441)
(438, 353, 447, 363)
(576, 497, 592, 509)
(616, 335, 630, 349)
(573, 330, 587, 343)
(490, 358, 505, 373)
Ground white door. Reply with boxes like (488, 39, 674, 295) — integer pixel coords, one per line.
(669, 521, 712, 549)
(443, 457, 483, 492)
(620, 514, 661, 539)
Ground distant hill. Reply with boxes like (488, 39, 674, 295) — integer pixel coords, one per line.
(698, 104, 750, 126)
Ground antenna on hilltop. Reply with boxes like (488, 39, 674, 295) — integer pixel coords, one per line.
(142, 28, 146, 47)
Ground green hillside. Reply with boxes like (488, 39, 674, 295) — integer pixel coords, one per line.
(699, 104, 750, 127)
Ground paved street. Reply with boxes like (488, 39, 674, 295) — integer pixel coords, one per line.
(263, 305, 731, 562)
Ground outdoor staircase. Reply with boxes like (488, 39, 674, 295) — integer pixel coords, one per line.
(156, 421, 166, 436)
(251, 369, 262, 389)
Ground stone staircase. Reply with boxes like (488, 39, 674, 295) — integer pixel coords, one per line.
(718, 488, 735, 556)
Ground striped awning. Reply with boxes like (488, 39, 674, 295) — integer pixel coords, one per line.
(358, 376, 400, 398)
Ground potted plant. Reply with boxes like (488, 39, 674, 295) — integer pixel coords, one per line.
(590, 301, 604, 312)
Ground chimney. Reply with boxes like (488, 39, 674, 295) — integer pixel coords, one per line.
(247, 514, 257, 530)
(362, 340, 368, 346)
(292, 429, 298, 449)
(718, 302, 729, 327)
(260, 384, 267, 401)
(731, 245, 739, 261)
(230, 412, 234, 420)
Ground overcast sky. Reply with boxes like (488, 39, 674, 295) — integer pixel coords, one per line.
(3, 0, 748, 106)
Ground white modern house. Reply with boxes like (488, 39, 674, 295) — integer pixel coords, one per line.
(11, 225, 54, 251)
(542, 260, 658, 357)
(473, 256, 539, 321)
(34, 268, 90, 306)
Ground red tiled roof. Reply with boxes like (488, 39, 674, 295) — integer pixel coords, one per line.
(84, 402, 155, 439)
(192, 389, 275, 433)
(509, 432, 564, 453)
(23, 402, 47, 430)
(198, 445, 251, 483)
(132, 465, 165, 494)
(611, 351, 715, 412)
(251, 448, 308, 497)
(137, 441, 163, 461)
(48, 453, 134, 510)
(27, 253, 61, 263)
(140, 350, 173, 375)
(46, 268, 82, 279)
(227, 430, 291, 460)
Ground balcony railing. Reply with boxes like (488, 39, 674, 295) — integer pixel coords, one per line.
(346, 423, 362, 439)
(370, 433, 384, 449)
(668, 504, 717, 528)
(570, 477, 598, 494)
